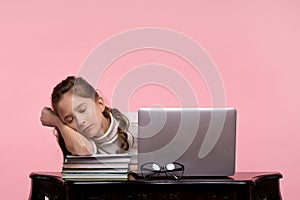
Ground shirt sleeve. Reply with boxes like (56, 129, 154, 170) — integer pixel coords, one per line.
(88, 139, 98, 155)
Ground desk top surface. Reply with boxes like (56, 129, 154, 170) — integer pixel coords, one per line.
(30, 171, 282, 186)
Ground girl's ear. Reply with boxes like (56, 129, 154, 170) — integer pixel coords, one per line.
(97, 97, 106, 112)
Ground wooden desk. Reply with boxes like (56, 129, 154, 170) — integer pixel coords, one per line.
(29, 172, 282, 200)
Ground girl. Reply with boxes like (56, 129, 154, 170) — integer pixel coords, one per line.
(40, 76, 136, 156)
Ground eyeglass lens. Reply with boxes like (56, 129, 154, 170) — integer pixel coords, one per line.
(141, 162, 184, 179)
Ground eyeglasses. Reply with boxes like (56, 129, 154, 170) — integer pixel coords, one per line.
(140, 162, 185, 180)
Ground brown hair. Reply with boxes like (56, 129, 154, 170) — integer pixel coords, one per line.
(51, 76, 131, 156)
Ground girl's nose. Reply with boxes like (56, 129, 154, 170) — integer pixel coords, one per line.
(76, 115, 86, 127)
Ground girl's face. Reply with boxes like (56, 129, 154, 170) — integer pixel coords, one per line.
(56, 91, 110, 138)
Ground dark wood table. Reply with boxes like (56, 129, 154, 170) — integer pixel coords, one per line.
(29, 172, 282, 200)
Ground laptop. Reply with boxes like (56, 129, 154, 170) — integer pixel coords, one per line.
(137, 108, 237, 177)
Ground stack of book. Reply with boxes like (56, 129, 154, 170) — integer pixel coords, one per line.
(61, 154, 131, 181)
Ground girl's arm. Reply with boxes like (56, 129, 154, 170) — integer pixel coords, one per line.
(40, 107, 95, 156)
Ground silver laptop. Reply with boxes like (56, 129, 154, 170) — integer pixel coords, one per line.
(137, 108, 237, 177)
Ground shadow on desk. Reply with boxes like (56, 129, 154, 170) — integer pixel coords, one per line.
(29, 172, 283, 200)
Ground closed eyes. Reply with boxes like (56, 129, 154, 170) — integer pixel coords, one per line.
(77, 103, 87, 113)
(65, 116, 73, 124)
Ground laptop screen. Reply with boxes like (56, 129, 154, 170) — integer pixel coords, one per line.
(137, 108, 237, 177)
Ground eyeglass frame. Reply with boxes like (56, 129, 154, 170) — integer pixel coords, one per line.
(140, 162, 185, 180)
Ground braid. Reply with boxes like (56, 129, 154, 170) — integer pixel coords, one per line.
(108, 108, 131, 151)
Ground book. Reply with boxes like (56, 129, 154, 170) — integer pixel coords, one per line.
(62, 169, 129, 174)
(64, 153, 131, 164)
(61, 153, 131, 181)
(62, 163, 129, 169)
(62, 173, 128, 180)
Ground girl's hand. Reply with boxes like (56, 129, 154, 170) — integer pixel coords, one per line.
(40, 107, 61, 127)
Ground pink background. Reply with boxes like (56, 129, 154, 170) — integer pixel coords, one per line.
(1, 0, 299, 199)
